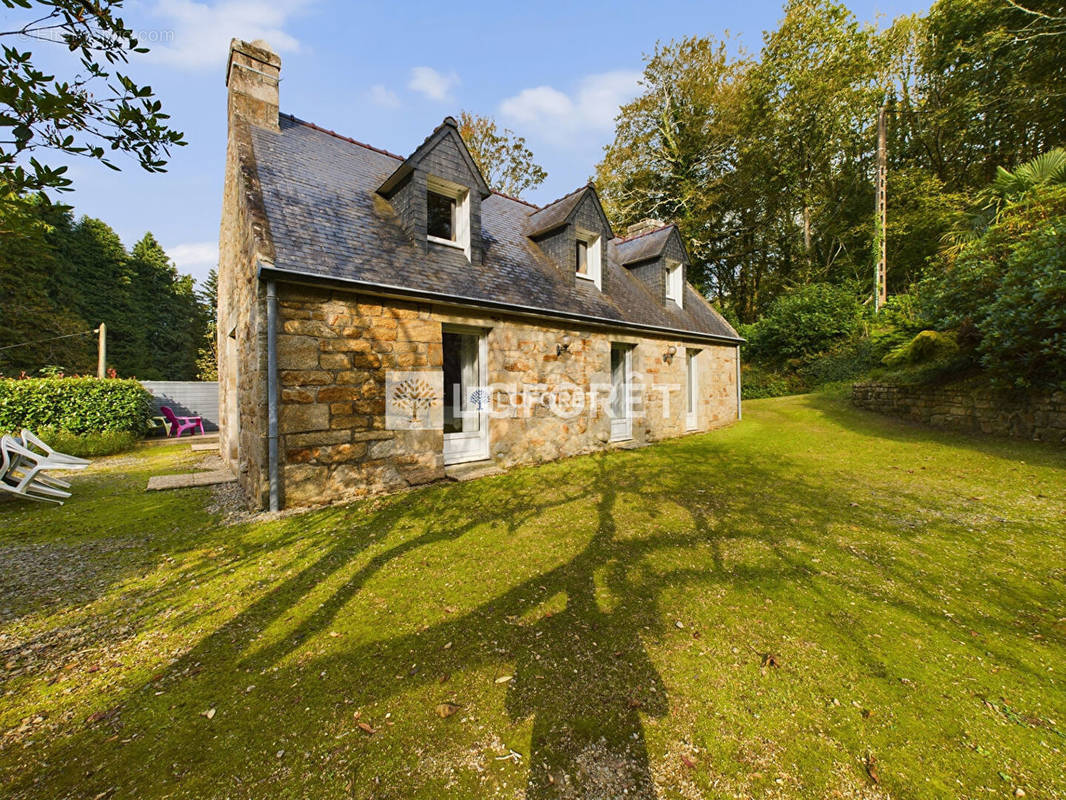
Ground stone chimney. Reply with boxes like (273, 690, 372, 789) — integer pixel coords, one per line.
(625, 218, 666, 238)
(226, 39, 280, 131)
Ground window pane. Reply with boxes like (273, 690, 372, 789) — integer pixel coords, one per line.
(686, 351, 695, 414)
(443, 331, 481, 435)
(428, 191, 455, 240)
(576, 240, 588, 274)
(611, 346, 627, 418)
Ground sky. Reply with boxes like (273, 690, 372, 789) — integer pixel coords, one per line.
(4, 0, 931, 287)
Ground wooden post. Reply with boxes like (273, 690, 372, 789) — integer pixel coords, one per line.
(875, 104, 888, 311)
(96, 323, 107, 378)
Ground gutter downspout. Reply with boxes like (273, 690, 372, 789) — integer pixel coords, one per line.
(736, 347, 742, 421)
(265, 279, 280, 512)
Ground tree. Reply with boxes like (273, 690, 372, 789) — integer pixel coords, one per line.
(457, 111, 546, 198)
(1, 0, 185, 224)
(196, 268, 218, 381)
(126, 233, 203, 380)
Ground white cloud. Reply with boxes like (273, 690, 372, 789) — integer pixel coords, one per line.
(408, 67, 459, 102)
(146, 0, 311, 71)
(168, 241, 218, 280)
(368, 84, 401, 109)
(499, 70, 642, 141)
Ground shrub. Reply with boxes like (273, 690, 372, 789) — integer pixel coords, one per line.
(882, 330, 959, 368)
(0, 377, 151, 435)
(922, 183, 1066, 388)
(744, 283, 864, 364)
(800, 337, 883, 386)
(34, 428, 139, 458)
(741, 364, 807, 399)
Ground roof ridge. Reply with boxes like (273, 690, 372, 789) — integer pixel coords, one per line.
(526, 184, 588, 218)
(491, 189, 539, 209)
(282, 113, 539, 211)
(616, 222, 674, 244)
(281, 113, 405, 161)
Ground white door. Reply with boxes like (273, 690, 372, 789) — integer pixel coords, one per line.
(443, 328, 489, 464)
(686, 349, 698, 430)
(610, 344, 633, 441)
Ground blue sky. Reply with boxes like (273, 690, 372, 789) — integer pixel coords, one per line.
(6, 0, 929, 286)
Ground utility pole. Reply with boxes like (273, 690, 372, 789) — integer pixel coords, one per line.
(874, 104, 888, 311)
(96, 323, 107, 378)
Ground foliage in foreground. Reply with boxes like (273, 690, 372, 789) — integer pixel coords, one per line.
(0, 397, 1062, 799)
(0, 377, 152, 435)
(0, 0, 185, 235)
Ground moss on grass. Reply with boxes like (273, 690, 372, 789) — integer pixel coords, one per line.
(0, 397, 1063, 799)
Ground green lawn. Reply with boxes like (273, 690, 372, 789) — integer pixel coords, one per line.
(1, 394, 1064, 799)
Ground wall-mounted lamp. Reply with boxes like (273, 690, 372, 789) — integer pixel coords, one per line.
(663, 345, 678, 364)
(557, 334, 572, 356)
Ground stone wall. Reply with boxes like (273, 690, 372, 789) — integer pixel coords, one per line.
(852, 381, 1066, 444)
(272, 283, 740, 509)
(217, 39, 281, 507)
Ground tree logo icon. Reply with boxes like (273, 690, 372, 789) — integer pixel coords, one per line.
(393, 376, 438, 422)
(386, 371, 444, 430)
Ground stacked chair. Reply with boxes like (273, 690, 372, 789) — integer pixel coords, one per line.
(0, 430, 90, 505)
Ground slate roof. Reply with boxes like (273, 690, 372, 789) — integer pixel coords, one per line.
(614, 224, 679, 265)
(250, 114, 741, 344)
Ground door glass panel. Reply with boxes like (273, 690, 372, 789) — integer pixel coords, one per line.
(686, 351, 695, 415)
(611, 345, 627, 418)
(443, 331, 480, 434)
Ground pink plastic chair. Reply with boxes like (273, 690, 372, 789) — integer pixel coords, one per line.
(160, 405, 205, 438)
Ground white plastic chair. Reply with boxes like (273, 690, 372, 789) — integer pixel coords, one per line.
(19, 429, 91, 466)
(0, 437, 70, 504)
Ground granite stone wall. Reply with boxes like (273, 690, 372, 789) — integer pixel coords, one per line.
(272, 283, 740, 509)
(852, 382, 1066, 444)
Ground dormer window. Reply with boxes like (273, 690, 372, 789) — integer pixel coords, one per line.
(426, 175, 471, 259)
(665, 260, 683, 307)
(575, 229, 602, 289)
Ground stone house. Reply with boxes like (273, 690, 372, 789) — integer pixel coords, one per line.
(218, 39, 743, 511)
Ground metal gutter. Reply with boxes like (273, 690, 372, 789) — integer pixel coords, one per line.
(265, 279, 280, 512)
(256, 264, 745, 347)
(736, 348, 743, 421)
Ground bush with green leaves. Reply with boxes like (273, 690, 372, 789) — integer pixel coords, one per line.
(743, 283, 864, 364)
(33, 428, 139, 458)
(0, 377, 151, 435)
(882, 330, 959, 368)
(922, 183, 1066, 388)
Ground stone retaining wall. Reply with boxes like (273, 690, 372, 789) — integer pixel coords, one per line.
(851, 382, 1066, 444)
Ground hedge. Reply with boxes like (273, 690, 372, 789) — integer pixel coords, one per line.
(0, 378, 152, 435)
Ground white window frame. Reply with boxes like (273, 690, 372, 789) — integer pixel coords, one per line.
(575, 228, 602, 290)
(442, 324, 489, 465)
(665, 259, 683, 307)
(426, 175, 471, 260)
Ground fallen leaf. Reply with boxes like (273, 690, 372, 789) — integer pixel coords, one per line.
(761, 653, 779, 668)
(438, 672, 450, 684)
(675, 620, 685, 630)
(358, 722, 376, 734)
(202, 708, 216, 720)
(681, 754, 697, 769)
(443, 641, 452, 650)
(435, 702, 460, 718)
(865, 751, 879, 784)
(495, 675, 514, 684)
